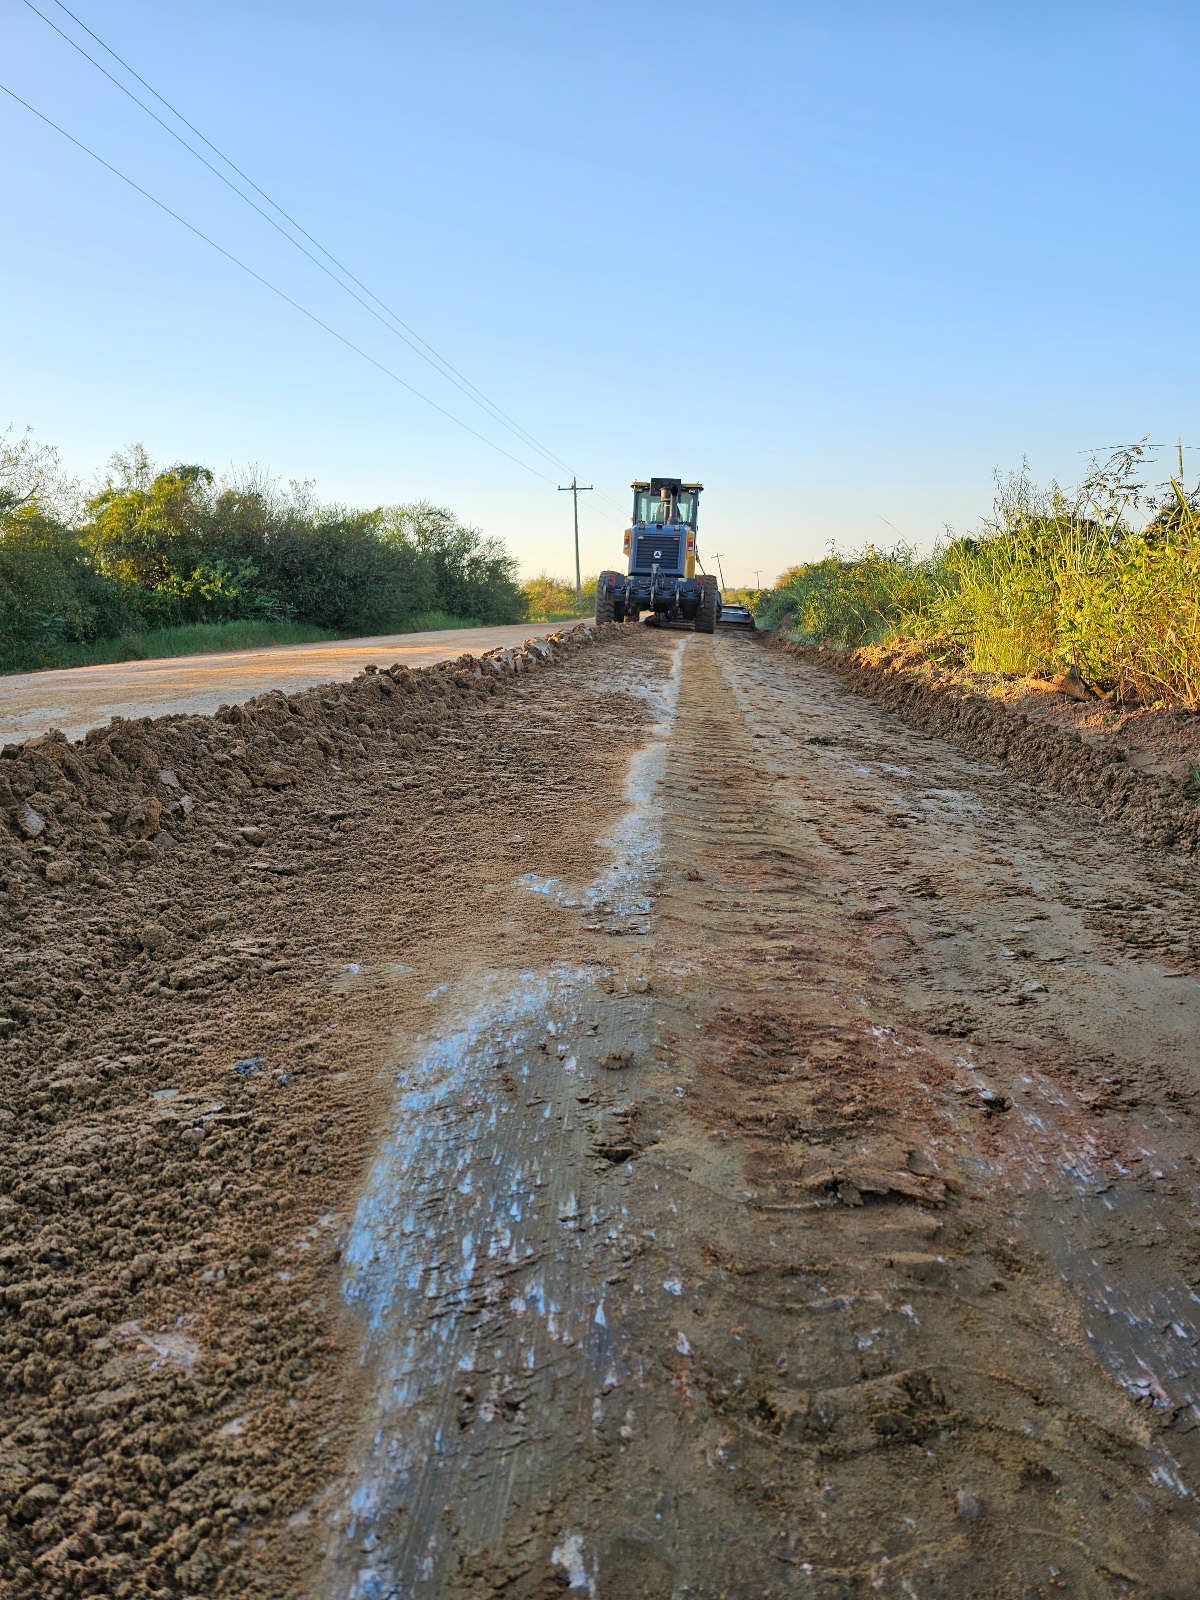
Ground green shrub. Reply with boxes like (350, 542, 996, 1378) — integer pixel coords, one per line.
(756, 544, 942, 646)
(1, 435, 531, 673)
(521, 572, 595, 620)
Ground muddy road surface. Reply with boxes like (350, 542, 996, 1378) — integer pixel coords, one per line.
(4, 627, 1200, 1599)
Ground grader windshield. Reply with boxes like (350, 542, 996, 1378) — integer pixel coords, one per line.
(633, 486, 698, 526)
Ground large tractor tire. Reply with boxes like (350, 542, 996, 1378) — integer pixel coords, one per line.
(595, 572, 619, 624)
(695, 575, 719, 633)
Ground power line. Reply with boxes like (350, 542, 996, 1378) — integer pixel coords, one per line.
(0, 79, 568, 485)
(24, 0, 589, 484)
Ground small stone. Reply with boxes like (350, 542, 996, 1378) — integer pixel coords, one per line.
(19, 804, 44, 839)
(158, 769, 180, 789)
(44, 858, 76, 885)
(956, 1490, 983, 1519)
(139, 924, 169, 953)
(124, 797, 163, 838)
(212, 842, 237, 858)
(237, 825, 265, 846)
(201, 911, 228, 933)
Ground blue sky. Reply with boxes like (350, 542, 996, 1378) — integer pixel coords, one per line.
(4, 0, 1199, 585)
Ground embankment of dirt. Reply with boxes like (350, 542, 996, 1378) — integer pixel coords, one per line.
(0, 625, 616, 891)
(766, 632, 1200, 862)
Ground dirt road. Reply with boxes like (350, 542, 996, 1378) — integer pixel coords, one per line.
(0, 623, 571, 745)
(4, 627, 1200, 1598)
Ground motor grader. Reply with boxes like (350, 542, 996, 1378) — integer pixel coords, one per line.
(594, 478, 755, 631)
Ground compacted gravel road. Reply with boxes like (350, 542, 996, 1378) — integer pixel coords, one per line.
(0, 622, 570, 744)
(2, 624, 1199, 1599)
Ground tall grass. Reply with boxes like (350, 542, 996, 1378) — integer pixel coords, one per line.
(756, 545, 941, 646)
(3, 611, 482, 675)
(931, 460, 1200, 704)
(759, 447, 1200, 707)
(521, 572, 595, 621)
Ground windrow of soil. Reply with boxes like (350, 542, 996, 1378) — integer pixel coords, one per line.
(0, 628, 607, 885)
(0, 621, 638, 1600)
(767, 633, 1200, 873)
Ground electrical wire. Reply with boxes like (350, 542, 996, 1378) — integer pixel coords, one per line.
(28, 0, 596, 487)
(0, 79, 569, 485)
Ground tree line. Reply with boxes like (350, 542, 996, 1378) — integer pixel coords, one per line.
(0, 431, 527, 672)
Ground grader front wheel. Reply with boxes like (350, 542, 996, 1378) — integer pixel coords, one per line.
(595, 572, 619, 625)
(695, 575, 719, 633)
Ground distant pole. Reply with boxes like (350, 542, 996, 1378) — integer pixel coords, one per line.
(754, 569, 761, 588)
(558, 477, 593, 614)
(712, 552, 727, 589)
(1180, 436, 1186, 482)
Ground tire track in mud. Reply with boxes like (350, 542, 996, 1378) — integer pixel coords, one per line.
(316, 632, 1200, 1598)
(677, 638, 1200, 1594)
(314, 640, 690, 1597)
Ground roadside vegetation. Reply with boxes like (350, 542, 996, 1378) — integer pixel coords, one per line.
(521, 571, 596, 621)
(0, 430, 526, 674)
(758, 445, 1200, 707)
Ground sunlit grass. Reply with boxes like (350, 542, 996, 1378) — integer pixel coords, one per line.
(757, 450, 1200, 707)
(2, 611, 482, 675)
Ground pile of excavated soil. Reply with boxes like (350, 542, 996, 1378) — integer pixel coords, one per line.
(768, 634, 1200, 868)
(0, 623, 640, 1599)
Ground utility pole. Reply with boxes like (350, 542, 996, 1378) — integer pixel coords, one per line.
(558, 478, 593, 615)
(711, 552, 728, 589)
